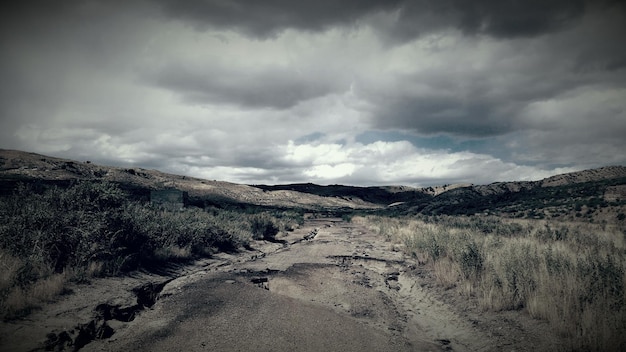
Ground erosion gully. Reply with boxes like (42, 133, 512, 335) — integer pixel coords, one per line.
(0, 218, 557, 352)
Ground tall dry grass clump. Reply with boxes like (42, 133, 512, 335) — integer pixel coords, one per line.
(0, 181, 298, 320)
(362, 215, 626, 351)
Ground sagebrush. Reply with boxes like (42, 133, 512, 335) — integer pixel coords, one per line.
(0, 181, 297, 319)
(360, 214, 626, 351)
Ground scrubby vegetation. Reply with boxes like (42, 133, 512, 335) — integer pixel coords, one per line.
(370, 177, 626, 221)
(0, 181, 298, 319)
(360, 215, 626, 351)
(250, 213, 280, 241)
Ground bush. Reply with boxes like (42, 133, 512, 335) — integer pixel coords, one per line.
(360, 214, 626, 350)
(459, 240, 483, 279)
(0, 181, 282, 319)
(250, 213, 279, 241)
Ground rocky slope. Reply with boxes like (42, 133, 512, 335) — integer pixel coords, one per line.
(1, 149, 625, 219)
(0, 149, 379, 210)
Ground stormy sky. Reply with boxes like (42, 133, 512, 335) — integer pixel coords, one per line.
(1, 0, 625, 187)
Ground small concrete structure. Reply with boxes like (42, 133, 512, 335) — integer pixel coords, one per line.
(150, 189, 188, 210)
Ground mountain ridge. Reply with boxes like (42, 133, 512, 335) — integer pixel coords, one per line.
(0, 149, 379, 210)
(1, 149, 625, 220)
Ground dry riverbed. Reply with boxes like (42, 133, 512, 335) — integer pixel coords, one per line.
(0, 218, 563, 351)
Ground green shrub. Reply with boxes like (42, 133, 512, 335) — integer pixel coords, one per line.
(0, 181, 285, 318)
(459, 240, 483, 279)
(250, 213, 279, 241)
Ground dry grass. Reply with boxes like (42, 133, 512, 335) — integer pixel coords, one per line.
(360, 215, 626, 351)
(0, 250, 21, 294)
(1, 249, 68, 319)
(1, 272, 67, 319)
(433, 257, 461, 289)
(0, 181, 302, 320)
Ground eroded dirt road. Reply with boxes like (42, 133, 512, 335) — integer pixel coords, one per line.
(1, 219, 559, 351)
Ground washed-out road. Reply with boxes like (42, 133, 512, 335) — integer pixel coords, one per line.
(1, 218, 560, 351)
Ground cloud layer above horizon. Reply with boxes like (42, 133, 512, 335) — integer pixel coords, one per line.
(1, 0, 625, 186)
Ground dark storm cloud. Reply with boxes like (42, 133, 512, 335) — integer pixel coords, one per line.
(151, 0, 595, 39)
(360, 1, 626, 139)
(0, 0, 156, 128)
(1, 0, 625, 186)
(359, 61, 578, 137)
(148, 63, 345, 108)
(389, 0, 586, 40)
(152, 0, 402, 37)
(369, 96, 507, 137)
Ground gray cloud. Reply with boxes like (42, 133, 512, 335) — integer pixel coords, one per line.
(390, 0, 586, 40)
(0, 0, 625, 186)
(367, 94, 508, 137)
(511, 87, 626, 168)
(150, 0, 603, 40)
(152, 0, 402, 37)
(147, 62, 346, 109)
(359, 3, 626, 142)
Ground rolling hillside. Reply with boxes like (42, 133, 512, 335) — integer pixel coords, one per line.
(0, 149, 379, 210)
(1, 149, 625, 221)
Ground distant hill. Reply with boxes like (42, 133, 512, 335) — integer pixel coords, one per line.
(0, 149, 379, 211)
(1, 149, 625, 221)
(255, 166, 626, 221)
(253, 183, 432, 206)
(401, 166, 626, 221)
(252, 182, 473, 205)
